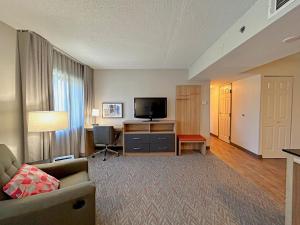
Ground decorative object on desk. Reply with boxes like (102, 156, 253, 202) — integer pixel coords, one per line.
(91, 108, 100, 125)
(28, 111, 69, 160)
(102, 102, 123, 118)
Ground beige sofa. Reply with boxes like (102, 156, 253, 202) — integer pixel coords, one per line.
(0, 144, 95, 225)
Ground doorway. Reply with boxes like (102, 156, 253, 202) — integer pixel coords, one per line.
(261, 76, 293, 158)
(218, 84, 232, 143)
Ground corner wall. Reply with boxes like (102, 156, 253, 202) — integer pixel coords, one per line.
(210, 85, 219, 136)
(0, 21, 23, 161)
(231, 75, 261, 155)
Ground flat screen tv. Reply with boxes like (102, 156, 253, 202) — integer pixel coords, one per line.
(134, 97, 167, 121)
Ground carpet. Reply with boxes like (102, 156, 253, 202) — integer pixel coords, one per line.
(88, 153, 284, 225)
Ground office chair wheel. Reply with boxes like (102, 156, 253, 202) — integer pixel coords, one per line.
(103, 158, 106, 161)
(92, 155, 95, 158)
(117, 153, 120, 157)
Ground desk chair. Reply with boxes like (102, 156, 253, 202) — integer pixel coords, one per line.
(92, 126, 120, 161)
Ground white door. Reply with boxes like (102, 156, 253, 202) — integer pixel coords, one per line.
(219, 84, 232, 143)
(261, 77, 293, 158)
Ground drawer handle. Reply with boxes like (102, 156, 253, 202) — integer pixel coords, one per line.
(133, 147, 142, 150)
(158, 137, 167, 140)
(132, 138, 141, 140)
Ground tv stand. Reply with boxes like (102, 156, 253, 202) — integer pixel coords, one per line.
(143, 119, 160, 122)
(123, 120, 176, 155)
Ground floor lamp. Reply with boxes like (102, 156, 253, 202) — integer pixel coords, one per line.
(28, 111, 69, 160)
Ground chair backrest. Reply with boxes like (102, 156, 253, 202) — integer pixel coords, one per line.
(93, 126, 115, 145)
(0, 144, 21, 200)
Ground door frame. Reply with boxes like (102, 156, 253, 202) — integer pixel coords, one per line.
(218, 83, 232, 143)
(259, 75, 294, 158)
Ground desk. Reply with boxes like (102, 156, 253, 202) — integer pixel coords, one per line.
(84, 126, 123, 156)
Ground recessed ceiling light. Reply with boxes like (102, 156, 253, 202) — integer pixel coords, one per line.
(282, 35, 300, 43)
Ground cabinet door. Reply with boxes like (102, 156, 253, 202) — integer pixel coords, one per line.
(176, 85, 201, 135)
(176, 86, 189, 134)
(189, 86, 201, 134)
(261, 77, 293, 158)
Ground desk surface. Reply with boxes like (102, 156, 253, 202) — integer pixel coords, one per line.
(85, 126, 123, 131)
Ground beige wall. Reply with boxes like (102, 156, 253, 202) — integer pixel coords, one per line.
(199, 81, 210, 143)
(248, 53, 300, 149)
(93, 69, 211, 143)
(210, 85, 219, 136)
(0, 21, 23, 161)
(231, 75, 261, 154)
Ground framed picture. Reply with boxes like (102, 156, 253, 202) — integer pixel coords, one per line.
(102, 102, 123, 118)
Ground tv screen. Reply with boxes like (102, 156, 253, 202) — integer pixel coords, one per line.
(134, 97, 167, 120)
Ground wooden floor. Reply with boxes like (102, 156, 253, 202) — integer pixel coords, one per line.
(209, 136, 286, 207)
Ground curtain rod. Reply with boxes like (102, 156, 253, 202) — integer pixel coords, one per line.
(18, 30, 88, 67)
(53, 46, 83, 66)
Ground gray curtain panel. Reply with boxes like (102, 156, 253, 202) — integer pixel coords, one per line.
(52, 50, 84, 158)
(82, 65, 94, 155)
(17, 31, 53, 162)
(83, 65, 94, 126)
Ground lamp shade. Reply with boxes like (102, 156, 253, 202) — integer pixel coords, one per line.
(92, 108, 100, 117)
(28, 111, 69, 132)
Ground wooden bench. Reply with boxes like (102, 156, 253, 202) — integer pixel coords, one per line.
(177, 135, 207, 156)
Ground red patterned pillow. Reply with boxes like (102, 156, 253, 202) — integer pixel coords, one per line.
(3, 164, 60, 199)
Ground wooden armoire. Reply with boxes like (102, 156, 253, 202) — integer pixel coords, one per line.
(176, 85, 201, 135)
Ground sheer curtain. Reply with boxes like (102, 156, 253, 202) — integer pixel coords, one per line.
(52, 50, 84, 158)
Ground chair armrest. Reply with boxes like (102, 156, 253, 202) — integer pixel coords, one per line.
(35, 158, 88, 179)
(0, 181, 95, 225)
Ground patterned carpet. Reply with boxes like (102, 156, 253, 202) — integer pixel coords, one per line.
(88, 152, 284, 225)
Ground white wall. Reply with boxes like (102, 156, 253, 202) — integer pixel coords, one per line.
(200, 81, 210, 144)
(0, 21, 23, 161)
(210, 85, 219, 136)
(93, 69, 211, 143)
(231, 75, 261, 155)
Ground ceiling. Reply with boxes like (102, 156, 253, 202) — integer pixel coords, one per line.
(0, 0, 257, 69)
(191, 5, 300, 81)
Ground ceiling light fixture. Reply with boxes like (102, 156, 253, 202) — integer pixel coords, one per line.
(282, 35, 300, 43)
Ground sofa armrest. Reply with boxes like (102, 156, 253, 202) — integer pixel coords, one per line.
(0, 181, 95, 225)
(35, 158, 88, 179)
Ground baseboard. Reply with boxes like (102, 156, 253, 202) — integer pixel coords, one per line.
(230, 142, 262, 159)
(210, 133, 218, 138)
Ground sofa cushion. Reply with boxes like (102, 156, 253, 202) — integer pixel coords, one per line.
(3, 164, 60, 199)
(0, 144, 21, 200)
(59, 171, 89, 188)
